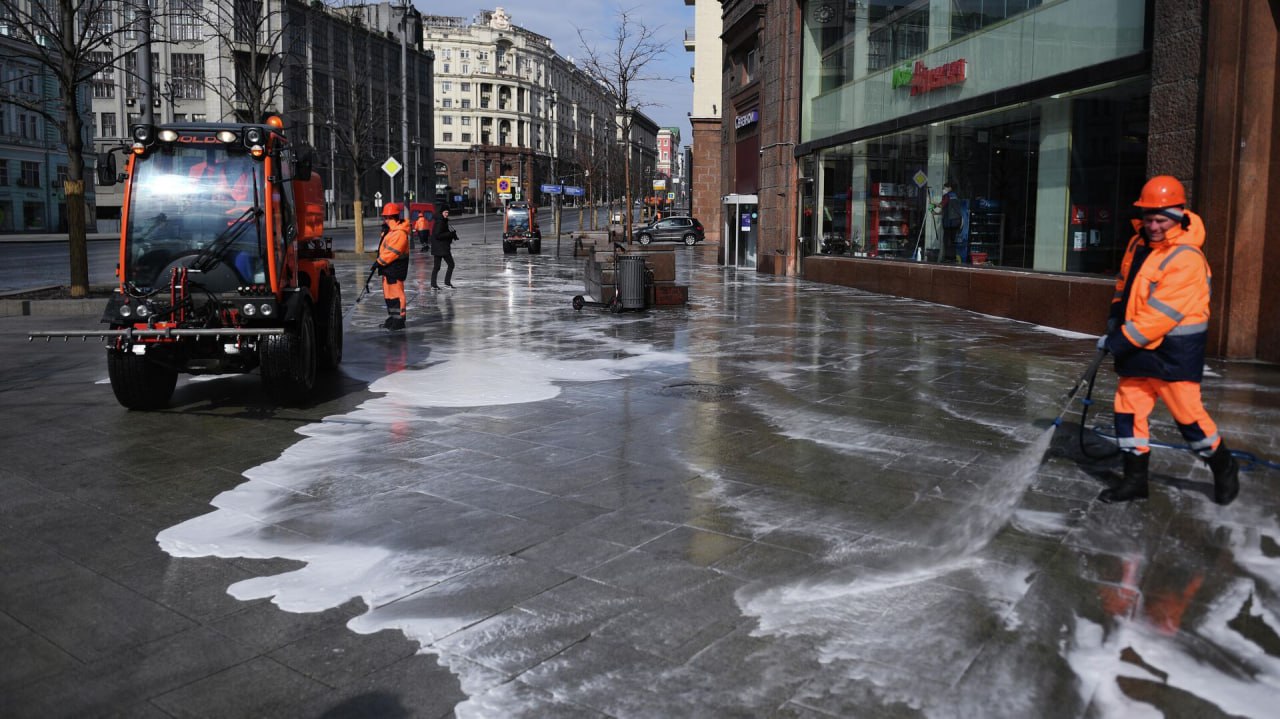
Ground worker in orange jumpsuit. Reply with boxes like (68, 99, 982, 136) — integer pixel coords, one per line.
(413, 212, 430, 251)
(1097, 176, 1239, 504)
(375, 202, 411, 331)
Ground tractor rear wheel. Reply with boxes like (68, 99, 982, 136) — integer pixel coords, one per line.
(107, 348, 178, 410)
(529, 240, 541, 254)
(260, 301, 317, 403)
(316, 281, 343, 370)
(502, 241, 516, 254)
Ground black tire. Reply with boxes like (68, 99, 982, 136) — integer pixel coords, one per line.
(502, 241, 516, 255)
(683, 233, 698, 246)
(107, 348, 178, 410)
(637, 233, 652, 246)
(572, 295, 584, 311)
(316, 281, 343, 370)
(260, 300, 317, 403)
(529, 240, 541, 254)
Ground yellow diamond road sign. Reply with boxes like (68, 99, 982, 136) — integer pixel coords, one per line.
(381, 157, 403, 178)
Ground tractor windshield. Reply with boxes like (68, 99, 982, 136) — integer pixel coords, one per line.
(124, 146, 267, 291)
(506, 207, 530, 234)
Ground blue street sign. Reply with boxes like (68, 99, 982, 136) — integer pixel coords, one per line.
(540, 184, 563, 194)
(564, 186, 585, 196)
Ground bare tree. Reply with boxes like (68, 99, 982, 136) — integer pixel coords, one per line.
(327, 76, 391, 254)
(0, 0, 150, 296)
(575, 7, 667, 242)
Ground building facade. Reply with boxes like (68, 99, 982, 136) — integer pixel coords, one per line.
(720, 0, 1279, 362)
(686, 0, 723, 243)
(423, 8, 619, 212)
(87, 0, 432, 227)
(0, 34, 97, 233)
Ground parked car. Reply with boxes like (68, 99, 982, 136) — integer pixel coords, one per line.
(632, 216, 705, 246)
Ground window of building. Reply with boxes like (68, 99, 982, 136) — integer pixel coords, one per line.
(443, 63, 450, 73)
(443, 132, 453, 142)
(461, 64, 470, 75)
(442, 98, 452, 108)
(477, 51, 488, 61)
(0, 159, 7, 186)
(19, 113, 38, 140)
(90, 52, 115, 99)
(442, 48, 452, 60)
(807, 77, 1149, 276)
(19, 161, 39, 188)
(191, 113, 206, 122)
(56, 165, 68, 184)
(461, 133, 471, 142)
(460, 50, 470, 60)
(460, 82, 470, 91)
(171, 53, 205, 100)
(441, 81, 451, 92)
(460, 99, 471, 109)
(461, 116, 471, 126)
(100, 112, 116, 139)
(442, 116, 453, 125)
(170, 0, 203, 42)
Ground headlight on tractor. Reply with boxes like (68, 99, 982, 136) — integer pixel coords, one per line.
(119, 304, 133, 318)
(241, 303, 257, 317)
(258, 303, 274, 317)
(134, 304, 150, 318)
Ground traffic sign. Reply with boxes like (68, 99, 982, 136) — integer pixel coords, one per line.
(381, 157, 402, 178)
(564, 186, 585, 197)
(374, 191, 383, 199)
(540, 184, 563, 194)
(496, 176, 513, 194)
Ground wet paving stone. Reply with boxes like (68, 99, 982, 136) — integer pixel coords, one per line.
(3, 246, 1280, 716)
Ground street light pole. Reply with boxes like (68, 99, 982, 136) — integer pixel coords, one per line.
(327, 120, 338, 228)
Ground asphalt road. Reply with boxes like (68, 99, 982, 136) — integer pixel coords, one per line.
(0, 204, 636, 294)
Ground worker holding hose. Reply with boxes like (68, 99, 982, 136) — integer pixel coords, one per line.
(375, 202, 411, 331)
(1096, 176, 1239, 505)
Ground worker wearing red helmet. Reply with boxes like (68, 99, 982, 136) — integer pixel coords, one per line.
(1096, 175, 1239, 505)
(375, 202, 411, 331)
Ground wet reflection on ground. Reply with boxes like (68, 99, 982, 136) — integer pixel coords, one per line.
(160, 245, 1280, 717)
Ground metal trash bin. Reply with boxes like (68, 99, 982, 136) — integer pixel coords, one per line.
(617, 255, 647, 310)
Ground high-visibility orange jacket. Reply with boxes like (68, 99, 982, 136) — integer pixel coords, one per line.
(1104, 210, 1211, 382)
(377, 219, 411, 281)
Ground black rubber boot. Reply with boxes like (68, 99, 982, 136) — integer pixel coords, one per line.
(1205, 442, 1240, 506)
(1099, 452, 1149, 503)
(382, 316, 394, 329)
(388, 316, 406, 331)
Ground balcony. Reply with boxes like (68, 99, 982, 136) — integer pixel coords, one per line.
(684, 27, 695, 51)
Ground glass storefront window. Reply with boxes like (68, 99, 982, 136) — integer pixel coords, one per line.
(806, 77, 1149, 276)
(801, 0, 1147, 142)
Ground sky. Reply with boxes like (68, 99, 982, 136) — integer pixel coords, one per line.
(415, 2, 697, 144)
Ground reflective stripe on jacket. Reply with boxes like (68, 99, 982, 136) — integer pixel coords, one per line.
(377, 220, 411, 281)
(1105, 210, 1211, 382)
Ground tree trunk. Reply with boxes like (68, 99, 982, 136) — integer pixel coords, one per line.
(353, 201, 366, 255)
(61, 0, 90, 297)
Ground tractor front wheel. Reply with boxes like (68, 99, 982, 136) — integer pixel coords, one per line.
(316, 281, 343, 370)
(107, 348, 178, 410)
(260, 301, 317, 403)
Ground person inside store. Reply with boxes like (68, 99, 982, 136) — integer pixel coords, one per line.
(374, 202, 411, 331)
(1095, 175, 1239, 505)
(429, 208, 458, 290)
(934, 181, 962, 263)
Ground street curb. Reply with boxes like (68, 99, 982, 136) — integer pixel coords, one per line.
(0, 298, 104, 318)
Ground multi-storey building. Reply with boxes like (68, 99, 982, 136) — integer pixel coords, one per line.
(719, 0, 1280, 362)
(0, 34, 96, 233)
(87, 0, 431, 226)
(423, 7, 622, 211)
(655, 127, 679, 212)
(685, 0, 723, 243)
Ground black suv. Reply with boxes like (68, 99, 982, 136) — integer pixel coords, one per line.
(633, 216, 705, 246)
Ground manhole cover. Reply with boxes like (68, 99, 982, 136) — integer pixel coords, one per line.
(657, 382, 742, 401)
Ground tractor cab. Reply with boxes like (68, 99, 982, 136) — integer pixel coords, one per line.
(501, 201, 541, 254)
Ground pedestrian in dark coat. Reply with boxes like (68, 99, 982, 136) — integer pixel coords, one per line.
(429, 209, 458, 289)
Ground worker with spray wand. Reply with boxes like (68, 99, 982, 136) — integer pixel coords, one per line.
(1095, 175, 1239, 505)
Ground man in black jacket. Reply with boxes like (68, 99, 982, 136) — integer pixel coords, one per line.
(429, 209, 458, 290)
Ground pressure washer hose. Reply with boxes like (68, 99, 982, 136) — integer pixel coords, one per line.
(1064, 348, 1279, 470)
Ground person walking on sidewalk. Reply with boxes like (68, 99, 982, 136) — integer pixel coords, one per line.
(1096, 175, 1239, 505)
(429, 208, 458, 290)
(375, 202, 411, 330)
